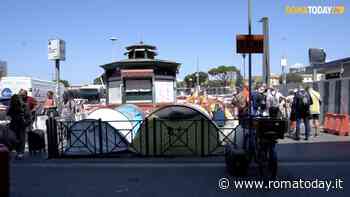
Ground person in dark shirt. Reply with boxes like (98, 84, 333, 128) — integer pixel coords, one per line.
(19, 89, 38, 122)
(7, 94, 32, 159)
(292, 87, 313, 141)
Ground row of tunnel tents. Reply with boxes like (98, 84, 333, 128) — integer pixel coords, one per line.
(64, 104, 238, 156)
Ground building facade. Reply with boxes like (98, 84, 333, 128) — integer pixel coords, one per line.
(305, 57, 350, 79)
(101, 42, 181, 104)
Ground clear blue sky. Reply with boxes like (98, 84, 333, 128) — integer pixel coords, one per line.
(0, 0, 349, 85)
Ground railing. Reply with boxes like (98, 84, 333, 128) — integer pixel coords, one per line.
(177, 87, 234, 97)
(46, 117, 239, 158)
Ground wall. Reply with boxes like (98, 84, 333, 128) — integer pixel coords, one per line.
(108, 80, 122, 104)
(319, 78, 350, 122)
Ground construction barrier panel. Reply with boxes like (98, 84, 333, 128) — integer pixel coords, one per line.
(323, 113, 333, 133)
(323, 113, 350, 136)
(334, 114, 350, 136)
(0, 144, 9, 197)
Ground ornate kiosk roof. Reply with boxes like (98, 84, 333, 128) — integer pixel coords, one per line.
(100, 42, 180, 72)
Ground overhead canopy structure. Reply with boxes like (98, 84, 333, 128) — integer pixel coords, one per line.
(132, 104, 222, 156)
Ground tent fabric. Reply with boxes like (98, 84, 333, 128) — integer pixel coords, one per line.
(87, 108, 133, 142)
(64, 119, 129, 155)
(116, 104, 144, 137)
(132, 104, 223, 156)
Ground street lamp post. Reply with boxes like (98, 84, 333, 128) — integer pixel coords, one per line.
(196, 56, 200, 93)
(242, 53, 246, 80)
(259, 17, 270, 87)
(248, 0, 252, 117)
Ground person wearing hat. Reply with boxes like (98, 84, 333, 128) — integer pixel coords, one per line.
(307, 86, 322, 137)
(293, 86, 313, 140)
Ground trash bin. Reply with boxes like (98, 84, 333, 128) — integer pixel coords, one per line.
(0, 144, 9, 197)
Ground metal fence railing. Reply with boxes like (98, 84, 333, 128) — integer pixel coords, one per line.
(177, 87, 234, 97)
(46, 118, 239, 158)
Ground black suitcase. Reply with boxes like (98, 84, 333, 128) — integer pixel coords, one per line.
(27, 129, 45, 154)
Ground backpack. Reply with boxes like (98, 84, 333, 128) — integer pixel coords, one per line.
(233, 92, 247, 110)
(296, 91, 311, 110)
(270, 92, 279, 108)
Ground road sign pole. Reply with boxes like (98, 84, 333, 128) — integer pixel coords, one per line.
(55, 59, 60, 112)
(248, 0, 252, 117)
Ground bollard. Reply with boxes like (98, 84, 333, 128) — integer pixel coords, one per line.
(0, 144, 9, 197)
(46, 117, 59, 159)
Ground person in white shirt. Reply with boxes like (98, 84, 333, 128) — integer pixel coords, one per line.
(266, 87, 283, 118)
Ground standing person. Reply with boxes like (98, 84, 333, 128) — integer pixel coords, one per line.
(19, 89, 38, 121)
(61, 92, 76, 120)
(7, 94, 32, 159)
(234, 82, 249, 119)
(285, 90, 295, 118)
(252, 84, 267, 116)
(293, 87, 313, 140)
(307, 86, 322, 137)
(43, 91, 56, 116)
(287, 89, 297, 136)
(266, 87, 283, 118)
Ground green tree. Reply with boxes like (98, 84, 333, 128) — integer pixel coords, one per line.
(207, 80, 224, 87)
(235, 71, 244, 88)
(93, 74, 106, 85)
(280, 73, 303, 84)
(53, 79, 70, 87)
(176, 81, 186, 88)
(208, 65, 239, 87)
(184, 72, 208, 88)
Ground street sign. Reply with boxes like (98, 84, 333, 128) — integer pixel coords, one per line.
(48, 39, 66, 61)
(236, 34, 264, 54)
(281, 58, 287, 67)
(308, 48, 326, 65)
(1, 88, 12, 98)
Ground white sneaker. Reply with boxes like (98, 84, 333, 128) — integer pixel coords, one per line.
(16, 154, 24, 159)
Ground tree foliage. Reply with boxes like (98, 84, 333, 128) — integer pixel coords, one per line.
(208, 65, 239, 86)
(184, 72, 208, 88)
(176, 81, 186, 88)
(280, 73, 303, 84)
(93, 74, 106, 85)
(53, 79, 70, 87)
(235, 71, 244, 88)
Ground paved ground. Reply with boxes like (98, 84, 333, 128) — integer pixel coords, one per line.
(8, 123, 350, 197)
(280, 131, 350, 144)
(9, 138, 350, 197)
(10, 159, 350, 197)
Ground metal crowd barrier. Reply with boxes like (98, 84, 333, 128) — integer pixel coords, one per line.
(46, 117, 240, 158)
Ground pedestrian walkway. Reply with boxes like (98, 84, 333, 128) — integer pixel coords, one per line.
(280, 132, 350, 144)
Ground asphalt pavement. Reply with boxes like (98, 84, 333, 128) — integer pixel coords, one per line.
(10, 159, 350, 197)
(9, 132, 350, 197)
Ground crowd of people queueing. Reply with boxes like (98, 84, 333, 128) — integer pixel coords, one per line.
(231, 82, 322, 141)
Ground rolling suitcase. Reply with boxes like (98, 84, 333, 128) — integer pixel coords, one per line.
(27, 129, 45, 154)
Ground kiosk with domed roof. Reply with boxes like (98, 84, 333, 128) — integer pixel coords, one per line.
(101, 42, 181, 104)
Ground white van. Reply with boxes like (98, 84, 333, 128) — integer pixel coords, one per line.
(0, 76, 64, 102)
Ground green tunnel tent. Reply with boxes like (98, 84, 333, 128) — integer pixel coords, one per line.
(131, 104, 223, 156)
